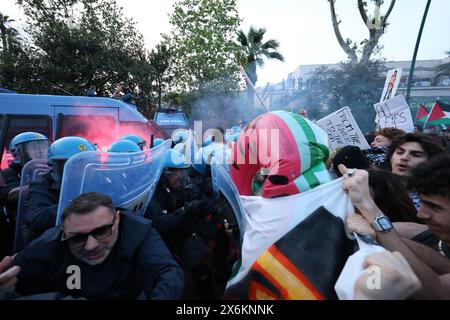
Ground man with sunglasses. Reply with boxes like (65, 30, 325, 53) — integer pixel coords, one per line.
(13, 192, 184, 299)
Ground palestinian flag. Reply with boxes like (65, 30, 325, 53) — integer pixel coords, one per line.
(223, 179, 355, 300)
(425, 101, 450, 127)
(415, 104, 428, 124)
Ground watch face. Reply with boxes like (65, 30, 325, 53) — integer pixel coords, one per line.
(378, 217, 393, 230)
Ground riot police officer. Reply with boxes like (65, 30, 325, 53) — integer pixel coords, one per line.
(0, 132, 49, 257)
(25, 136, 96, 243)
(120, 134, 146, 150)
(108, 139, 141, 153)
(145, 149, 215, 299)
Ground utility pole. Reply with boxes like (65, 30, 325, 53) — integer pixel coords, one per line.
(406, 0, 432, 104)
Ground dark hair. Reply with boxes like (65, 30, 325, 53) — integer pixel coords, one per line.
(332, 146, 369, 177)
(409, 154, 450, 199)
(375, 128, 405, 141)
(387, 133, 446, 168)
(364, 132, 376, 145)
(368, 170, 420, 223)
(425, 133, 448, 150)
(62, 192, 115, 222)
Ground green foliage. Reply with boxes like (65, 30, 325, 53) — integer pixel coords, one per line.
(148, 44, 173, 107)
(238, 26, 284, 85)
(0, 1, 178, 118)
(237, 26, 284, 108)
(13, 0, 146, 96)
(163, 0, 243, 93)
(432, 50, 450, 85)
(0, 11, 39, 92)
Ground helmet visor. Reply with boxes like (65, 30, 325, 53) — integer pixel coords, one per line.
(18, 140, 49, 164)
(49, 159, 66, 189)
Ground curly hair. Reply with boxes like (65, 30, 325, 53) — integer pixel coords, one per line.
(375, 128, 405, 141)
(387, 133, 446, 168)
(409, 154, 450, 199)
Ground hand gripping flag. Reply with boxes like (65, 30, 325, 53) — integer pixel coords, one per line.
(224, 178, 355, 300)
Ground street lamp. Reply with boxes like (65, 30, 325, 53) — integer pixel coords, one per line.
(406, 0, 432, 104)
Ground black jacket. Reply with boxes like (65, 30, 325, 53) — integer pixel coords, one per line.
(25, 174, 60, 241)
(0, 163, 21, 205)
(145, 177, 205, 238)
(14, 212, 184, 300)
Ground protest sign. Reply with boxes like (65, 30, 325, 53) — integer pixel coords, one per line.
(380, 68, 402, 103)
(317, 107, 370, 151)
(374, 95, 415, 132)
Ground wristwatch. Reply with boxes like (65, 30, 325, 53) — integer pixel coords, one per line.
(370, 215, 393, 233)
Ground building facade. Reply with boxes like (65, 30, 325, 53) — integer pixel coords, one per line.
(262, 59, 450, 110)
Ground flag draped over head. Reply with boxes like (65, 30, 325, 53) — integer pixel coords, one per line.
(415, 104, 429, 124)
(224, 111, 358, 300)
(230, 111, 331, 199)
(425, 100, 450, 127)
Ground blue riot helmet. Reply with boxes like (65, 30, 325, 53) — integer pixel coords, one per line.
(164, 149, 190, 170)
(47, 136, 96, 189)
(172, 130, 189, 145)
(108, 140, 141, 153)
(203, 136, 213, 147)
(9, 132, 49, 166)
(120, 134, 146, 150)
(164, 148, 190, 189)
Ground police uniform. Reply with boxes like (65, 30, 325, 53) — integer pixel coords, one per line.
(14, 211, 184, 299)
(145, 175, 215, 299)
(0, 163, 21, 257)
(25, 173, 60, 242)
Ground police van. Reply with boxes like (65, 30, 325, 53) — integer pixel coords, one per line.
(0, 93, 168, 169)
(154, 107, 189, 136)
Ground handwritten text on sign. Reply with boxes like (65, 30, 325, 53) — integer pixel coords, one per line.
(374, 95, 414, 132)
(317, 107, 370, 151)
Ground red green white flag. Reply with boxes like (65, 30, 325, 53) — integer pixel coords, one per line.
(425, 101, 450, 127)
(415, 104, 428, 124)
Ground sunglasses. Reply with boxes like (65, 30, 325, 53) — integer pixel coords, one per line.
(61, 215, 116, 249)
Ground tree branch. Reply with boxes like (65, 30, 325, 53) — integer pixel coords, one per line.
(383, 0, 396, 23)
(357, 0, 369, 24)
(328, 0, 358, 62)
(360, 0, 396, 63)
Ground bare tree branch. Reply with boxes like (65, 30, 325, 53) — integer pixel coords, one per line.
(357, 0, 369, 24)
(328, 0, 358, 62)
(383, 0, 396, 23)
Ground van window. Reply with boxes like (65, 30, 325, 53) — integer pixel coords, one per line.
(120, 120, 169, 143)
(155, 112, 189, 127)
(58, 115, 117, 151)
(0, 115, 52, 170)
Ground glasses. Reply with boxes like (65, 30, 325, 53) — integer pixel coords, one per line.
(61, 215, 116, 249)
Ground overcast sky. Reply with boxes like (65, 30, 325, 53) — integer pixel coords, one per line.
(3, 0, 450, 86)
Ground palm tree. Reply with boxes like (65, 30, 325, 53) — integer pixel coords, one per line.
(0, 13, 17, 53)
(238, 26, 284, 107)
(432, 51, 450, 86)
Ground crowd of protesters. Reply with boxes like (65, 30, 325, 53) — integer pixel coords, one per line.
(0, 109, 449, 300)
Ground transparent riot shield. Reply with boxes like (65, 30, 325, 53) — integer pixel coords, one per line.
(56, 139, 171, 226)
(13, 159, 49, 253)
(211, 157, 245, 244)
